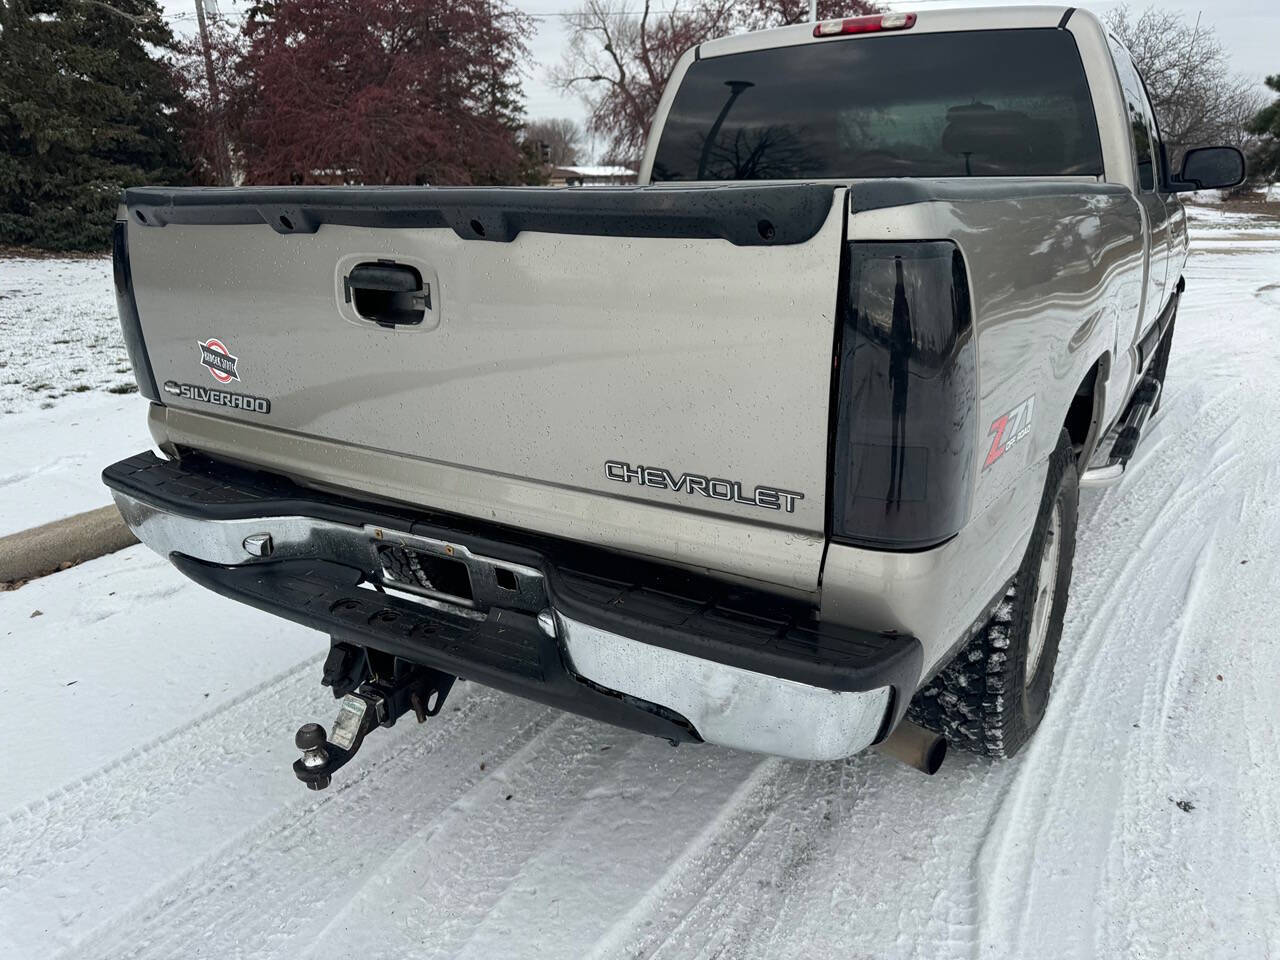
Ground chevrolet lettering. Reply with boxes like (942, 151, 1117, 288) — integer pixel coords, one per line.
(604, 461, 804, 512)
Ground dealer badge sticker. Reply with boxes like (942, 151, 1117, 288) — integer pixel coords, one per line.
(199, 337, 240, 383)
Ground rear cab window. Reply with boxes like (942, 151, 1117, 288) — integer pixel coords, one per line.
(651, 28, 1104, 181)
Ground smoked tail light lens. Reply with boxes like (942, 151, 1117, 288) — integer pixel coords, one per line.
(829, 241, 976, 550)
(112, 219, 160, 403)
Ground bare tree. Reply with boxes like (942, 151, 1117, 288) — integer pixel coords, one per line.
(525, 117, 585, 166)
(1105, 5, 1266, 168)
(552, 0, 876, 164)
(552, 0, 739, 164)
(741, 0, 876, 29)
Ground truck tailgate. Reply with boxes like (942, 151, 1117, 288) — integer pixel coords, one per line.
(122, 185, 844, 591)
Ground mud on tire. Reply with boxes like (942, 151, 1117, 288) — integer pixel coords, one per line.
(906, 429, 1079, 759)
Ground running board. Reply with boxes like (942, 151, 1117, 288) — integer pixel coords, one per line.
(1080, 375, 1161, 486)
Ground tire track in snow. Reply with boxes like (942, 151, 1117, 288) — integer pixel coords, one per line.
(441, 742, 773, 960)
(1088, 252, 1280, 957)
(49, 689, 559, 960)
(638, 761, 840, 960)
(977, 420, 1235, 954)
(577, 757, 787, 960)
(1253, 282, 1280, 310)
(293, 719, 641, 960)
(300, 730, 775, 960)
(747, 755, 1015, 960)
(0, 653, 324, 885)
(974, 256, 1270, 956)
(599, 752, 1012, 960)
(1109, 531, 1219, 959)
(1229, 471, 1280, 936)
(1108, 461, 1280, 954)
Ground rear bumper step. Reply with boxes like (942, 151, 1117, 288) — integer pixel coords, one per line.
(104, 451, 921, 761)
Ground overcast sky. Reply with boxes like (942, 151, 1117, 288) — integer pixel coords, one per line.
(167, 0, 1279, 155)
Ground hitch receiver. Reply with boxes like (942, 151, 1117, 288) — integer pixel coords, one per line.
(293, 641, 456, 790)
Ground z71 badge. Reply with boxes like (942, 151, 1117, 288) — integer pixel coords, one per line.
(984, 396, 1035, 468)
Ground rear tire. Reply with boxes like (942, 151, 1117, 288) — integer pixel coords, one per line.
(907, 429, 1079, 759)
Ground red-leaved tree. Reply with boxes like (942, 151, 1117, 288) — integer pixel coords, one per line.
(229, 0, 535, 185)
(553, 0, 878, 163)
(171, 17, 245, 185)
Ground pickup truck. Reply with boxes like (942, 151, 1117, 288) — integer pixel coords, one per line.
(104, 5, 1245, 784)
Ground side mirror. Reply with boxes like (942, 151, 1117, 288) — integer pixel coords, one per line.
(1168, 146, 1247, 192)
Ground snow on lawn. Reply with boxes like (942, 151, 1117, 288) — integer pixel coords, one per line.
(1185, 202, 1280, 247)
(0, 546, 323, 813)
(0, 256, 151, 534)
(0, 255, 134, 415)
(0, 390, 151, 536)
(1, 232, 1279, 959)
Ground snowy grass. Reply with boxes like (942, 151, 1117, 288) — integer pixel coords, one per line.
(0, 256, 150, 534)
(1184, 202, 1280, 230)
(0, 390, 150, 536)
(0, 255, 136, 415)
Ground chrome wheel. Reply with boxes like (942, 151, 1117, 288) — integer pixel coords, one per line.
(1025, 501, 1062, 687)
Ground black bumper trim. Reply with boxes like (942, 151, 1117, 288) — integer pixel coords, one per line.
(172, 555, 701, 744)
(105, 450, 922, 732)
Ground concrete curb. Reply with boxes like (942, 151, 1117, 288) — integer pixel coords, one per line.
(0, 505, 138, 585)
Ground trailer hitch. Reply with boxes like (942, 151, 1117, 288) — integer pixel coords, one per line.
(293, 642, 456, 790)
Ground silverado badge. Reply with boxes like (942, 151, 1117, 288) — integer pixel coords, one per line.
(163, 380, 271, 414)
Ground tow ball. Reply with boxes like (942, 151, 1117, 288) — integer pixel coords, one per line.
(293, 641, 456, 790)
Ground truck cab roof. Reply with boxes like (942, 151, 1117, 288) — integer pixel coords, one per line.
(697, 5, 1085, 60)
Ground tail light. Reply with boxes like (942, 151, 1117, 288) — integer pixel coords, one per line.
(828, 241, 976, 550)
(112, 219, 161, 403)
(813, 13, 916, 37)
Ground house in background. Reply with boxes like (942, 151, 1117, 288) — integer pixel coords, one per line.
(548, 165, 637, 186)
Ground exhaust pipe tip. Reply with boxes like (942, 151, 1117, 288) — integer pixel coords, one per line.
(920, 733, 947, 775)
(873, 720, 947, 775)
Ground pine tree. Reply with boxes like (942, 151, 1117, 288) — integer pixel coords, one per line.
(0, 0, 186, 251)
(1247, 75, 1280, 186)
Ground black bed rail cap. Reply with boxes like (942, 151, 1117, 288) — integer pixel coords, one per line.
(121, 183, 837, 246)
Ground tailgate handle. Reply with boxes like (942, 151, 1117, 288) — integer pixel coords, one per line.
(343, 261, 429, 328)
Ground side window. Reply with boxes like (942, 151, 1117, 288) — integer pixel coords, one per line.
(1108, 38, 1156, 192)
(1132, 70, 1167, 187)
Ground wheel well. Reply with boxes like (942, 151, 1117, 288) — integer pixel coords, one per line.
(1065, 357, 1107, 464)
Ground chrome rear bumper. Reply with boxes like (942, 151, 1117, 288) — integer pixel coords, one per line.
(108, 455, 910, 762)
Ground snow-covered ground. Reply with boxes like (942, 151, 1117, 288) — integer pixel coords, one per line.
(0, 391, 151, 536)
(0, 257, 136, 414)
(1, 213, 1279, 959)
(1185, 201, 1280, 246)
(0, 256, 151, 533)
